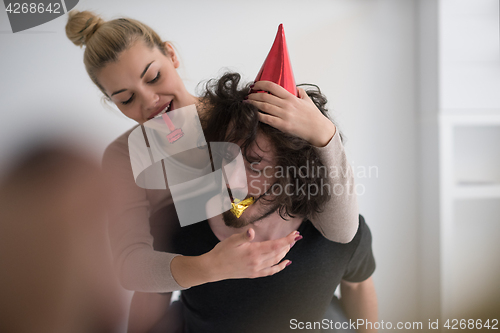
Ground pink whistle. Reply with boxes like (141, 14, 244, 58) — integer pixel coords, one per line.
(161, 113, 184, 143)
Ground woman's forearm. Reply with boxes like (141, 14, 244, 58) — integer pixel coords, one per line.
(170, 255, 212, 289)
(310, 128, 359, 243)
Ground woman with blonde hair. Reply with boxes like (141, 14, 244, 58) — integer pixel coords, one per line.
(66, 10, 358, 332)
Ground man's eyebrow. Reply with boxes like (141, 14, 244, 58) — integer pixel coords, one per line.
(247, 154, 271, 164)
(110, 61, 154, 96)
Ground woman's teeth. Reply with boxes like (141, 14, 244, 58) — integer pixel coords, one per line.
(156, 102, 172, 117)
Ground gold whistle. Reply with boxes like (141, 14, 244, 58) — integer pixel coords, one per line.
(230, 197, 255, 218)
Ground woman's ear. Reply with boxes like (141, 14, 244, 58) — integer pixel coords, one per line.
(164, 42, 180, 68)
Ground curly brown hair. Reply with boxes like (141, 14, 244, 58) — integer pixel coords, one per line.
(200, 72, 340, 220)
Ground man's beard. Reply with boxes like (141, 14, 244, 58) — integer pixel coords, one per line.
(222, 198, 281, 228)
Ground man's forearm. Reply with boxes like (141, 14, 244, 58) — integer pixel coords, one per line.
(340, 277, 378, 333)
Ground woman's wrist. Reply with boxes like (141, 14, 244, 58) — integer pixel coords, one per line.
(170, 254, 213, 289)
(310, 121, 336, 147)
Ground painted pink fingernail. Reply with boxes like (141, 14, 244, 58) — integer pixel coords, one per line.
(290, 241, 296, 248)
(250, 84, 255, 88)
(286, 261, 292, 267)
(294, 235, 303, 241)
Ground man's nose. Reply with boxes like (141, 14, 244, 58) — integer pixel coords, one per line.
(223, 155, 248, 199)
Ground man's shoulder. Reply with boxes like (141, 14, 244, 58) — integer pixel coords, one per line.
(303, 214, 370, 246)
(356, 215, 370, 238)
(342, 214, 376, 282)
(349, 214, 372, 247)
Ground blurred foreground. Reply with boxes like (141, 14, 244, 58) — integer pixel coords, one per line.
(0, 144, 126, 333)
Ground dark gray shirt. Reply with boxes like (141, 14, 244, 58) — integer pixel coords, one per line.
(159, 214, 375, 333)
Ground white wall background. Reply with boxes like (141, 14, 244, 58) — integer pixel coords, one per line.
(439, 0, 500, 110)
(437, 0, 500, 320)
(0, 0, 433, 329)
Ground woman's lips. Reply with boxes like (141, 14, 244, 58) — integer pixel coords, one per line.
(148, 101, 172, 119)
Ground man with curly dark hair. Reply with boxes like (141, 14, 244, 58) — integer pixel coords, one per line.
(149, 73, 378, 333)
(200, 73, 333, 230)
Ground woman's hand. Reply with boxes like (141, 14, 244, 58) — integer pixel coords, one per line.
(245, 80, 337, 147)
(171, 229, 300, 288)
(204, 228, 299, 280)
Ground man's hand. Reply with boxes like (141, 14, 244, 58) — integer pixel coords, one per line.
(340, 277, 378, 333)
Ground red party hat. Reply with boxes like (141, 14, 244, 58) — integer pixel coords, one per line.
(254, 24, 297, 97)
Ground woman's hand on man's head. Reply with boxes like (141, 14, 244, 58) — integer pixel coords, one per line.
(245, 81, 336, 147)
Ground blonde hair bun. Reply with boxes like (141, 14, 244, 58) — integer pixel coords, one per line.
(65, 10, 104, 47)
(65, 11, 167, 96)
